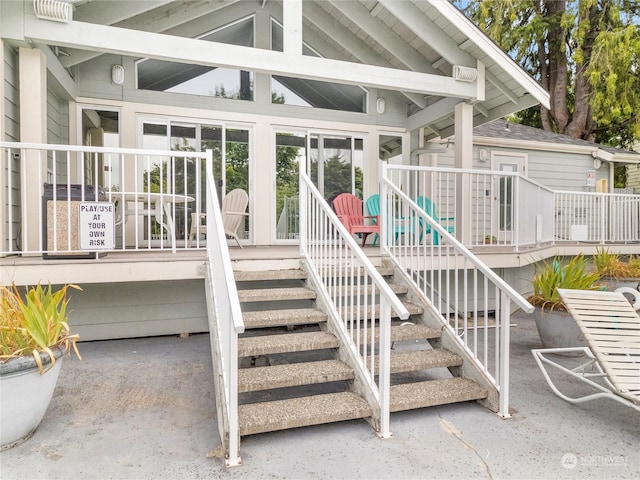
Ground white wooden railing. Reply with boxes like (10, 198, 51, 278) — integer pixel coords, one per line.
(383, 165, 556, 249)
(381, 163, 535, 417)
(0, 142, 208, 256)
(203, 154, 244, 467)
(554, 191, 640, 243)
(299, 170, 409, 437)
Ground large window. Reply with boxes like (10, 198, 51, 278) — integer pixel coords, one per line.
(271, 20, 367, 112)
(136, 17, 254, 100)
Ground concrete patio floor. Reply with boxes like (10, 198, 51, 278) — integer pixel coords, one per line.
(1, 311, 638, 480)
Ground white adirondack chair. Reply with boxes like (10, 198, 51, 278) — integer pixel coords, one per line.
(188, 189, 248, 248)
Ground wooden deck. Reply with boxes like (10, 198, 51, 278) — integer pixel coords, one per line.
(1, 241, 638, 287)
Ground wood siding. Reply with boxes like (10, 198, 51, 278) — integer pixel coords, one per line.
(67, 280, 208, 342)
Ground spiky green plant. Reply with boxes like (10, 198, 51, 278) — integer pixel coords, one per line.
(0, 283, 81, 373)
(593, 247, 640, 279)
(528, 255, 602, 313)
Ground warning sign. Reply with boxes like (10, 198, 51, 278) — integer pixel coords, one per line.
(79, 202, 115, 250)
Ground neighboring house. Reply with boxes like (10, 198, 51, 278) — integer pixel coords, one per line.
(463, 119, 640, 193)
(626, 141, 640, 192)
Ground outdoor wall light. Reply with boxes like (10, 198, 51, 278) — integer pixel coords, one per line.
(33, 0, 72, 23)
(376, 97, 386, 114)
(111, 65, 125, 85)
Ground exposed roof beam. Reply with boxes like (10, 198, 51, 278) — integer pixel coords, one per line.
(61, 0, 241, 67)
(73, 0, 173, 25)
(21, 18, 479, 98)
(408, 97, 461, 132)
(378, 0, 473, 67)
(38, 44, 77, 98)
(327, 0, 440, 75)
(425, 0, 549, 109)
(304, 2, 427, 108)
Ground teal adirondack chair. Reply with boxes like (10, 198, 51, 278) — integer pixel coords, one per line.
(416, 196, 455, 246)
(366, 194, 416, 245)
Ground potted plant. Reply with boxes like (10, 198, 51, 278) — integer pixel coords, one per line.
(0, 283, 81, 450)
(592, 247, 640, 293)
(527, 254, 602, 350)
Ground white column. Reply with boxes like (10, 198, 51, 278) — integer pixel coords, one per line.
(282, 0, 303, 55)
(454, 102, 473, 245)
(19, 47, 48, 254)
(253, 122, 271, 245)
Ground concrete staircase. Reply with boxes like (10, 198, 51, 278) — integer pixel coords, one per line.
(233, 265, 488, 436)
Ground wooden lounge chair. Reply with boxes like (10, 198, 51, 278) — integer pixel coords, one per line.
(333, 193, 380, 247)
(532, 288, 640, 412)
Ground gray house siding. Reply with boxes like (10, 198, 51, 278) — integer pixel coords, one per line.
(67, 280, 208, 342)
(3, 43, 20, 252)
(627, 163, 640, 192)
(436, 144, 608, 192)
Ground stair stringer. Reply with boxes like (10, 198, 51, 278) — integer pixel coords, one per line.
(300, 261, 383, 433)
(383, 260, 501, 413)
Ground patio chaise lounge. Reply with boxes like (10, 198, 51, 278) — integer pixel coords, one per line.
(532, 288, 640, 412)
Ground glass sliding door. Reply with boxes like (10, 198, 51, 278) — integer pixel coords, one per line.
(138, 119, 251, 246)
(273, 130, 365, 244)
(309, 134, 363, 202)
(275, 131, 305, 241)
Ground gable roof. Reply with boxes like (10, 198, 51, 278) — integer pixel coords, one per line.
(474, 120, 640, 164)
(2, 0, 549, 138)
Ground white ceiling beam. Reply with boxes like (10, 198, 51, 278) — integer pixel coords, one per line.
(378, 0, 474, 68)
(327, 0, 440, 75)
(304, 3, 427, 108)
(425, 0, 549, 109)
(408, 97, 461, 132)
(22, 18, 479, 98)
(61, 0, 241, 67)
(73, 0, 174, 25)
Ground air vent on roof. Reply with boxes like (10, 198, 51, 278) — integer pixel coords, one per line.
(33, 0, 72, 23)
(453, 65, 478, 82)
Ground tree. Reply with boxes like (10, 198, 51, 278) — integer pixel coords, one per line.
(460, 0, 640, 147)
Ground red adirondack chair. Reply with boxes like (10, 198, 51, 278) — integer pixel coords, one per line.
(332, 193, 380, 247)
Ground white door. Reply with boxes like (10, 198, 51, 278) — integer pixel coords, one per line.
(492, 153, 526, 242)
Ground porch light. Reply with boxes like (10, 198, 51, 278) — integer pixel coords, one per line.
(33, 0, 72, 23)
(111, 65, 125, 85)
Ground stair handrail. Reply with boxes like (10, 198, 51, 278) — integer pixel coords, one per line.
(299, 169, 409, 438)
(381, 162, 534, 417)
(203, 151, 244, 467)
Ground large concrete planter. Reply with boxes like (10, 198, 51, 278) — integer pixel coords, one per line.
(0, 344, 66, 450)
(532, 308, 586, 351)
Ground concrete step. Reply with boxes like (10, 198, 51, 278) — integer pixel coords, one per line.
(238, 359, 354, 393)
(352, 322, 441, 344)
(239, 391, 372, 436)
(327, 283, 408, 296)
(243, 308, 327, 329)
(238, 331, 339, 357)
(390, 377, 488, 412)
(339, 302, 423, 320)
(238, 287, 316, 303)
(375, 349, 463, 374)
(234, 269, 307, 282)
